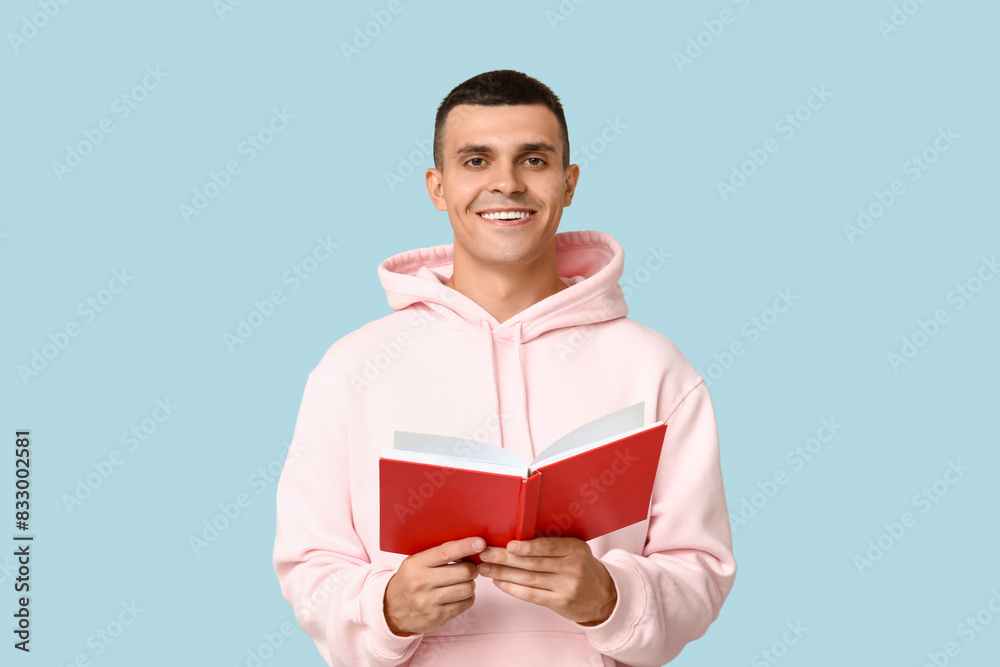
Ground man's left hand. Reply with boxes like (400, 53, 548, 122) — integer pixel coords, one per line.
(477, 537, 617, 625)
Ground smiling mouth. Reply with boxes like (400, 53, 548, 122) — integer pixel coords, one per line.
(476, 210, 537, 225)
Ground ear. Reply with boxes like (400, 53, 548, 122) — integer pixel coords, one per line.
(562, 163, 580, 207)
(426, 168, 448, 212)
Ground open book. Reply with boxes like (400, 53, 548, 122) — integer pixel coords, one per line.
(379, 403, 667, 556)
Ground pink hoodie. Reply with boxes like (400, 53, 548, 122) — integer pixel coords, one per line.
(273, 230, 736, 667)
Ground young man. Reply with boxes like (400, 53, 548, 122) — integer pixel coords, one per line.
(273, 70, 736, 666)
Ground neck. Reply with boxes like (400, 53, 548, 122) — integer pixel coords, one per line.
(446, 249, 566, 324)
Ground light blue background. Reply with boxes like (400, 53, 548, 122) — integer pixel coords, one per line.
(3, 1, 998, 665)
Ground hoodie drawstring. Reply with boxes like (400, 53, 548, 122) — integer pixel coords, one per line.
(481, 320, 535, 459)
(514, 322, 536, 459)
(481, 321, 504, 448)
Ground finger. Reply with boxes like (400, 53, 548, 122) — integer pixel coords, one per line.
(436, 594, 476, 619)
(417, 537, 487, 568)
(479, 546, 560, 574)
(491, 578, 558, 607)
(477, 562, 556, 591)
(430, 561, 480, 588)
(506, 537, 576, 558)
(434, 579, 477, 605)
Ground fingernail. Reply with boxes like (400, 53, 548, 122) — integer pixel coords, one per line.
(473, 538, 485, 551)
(479, 563, 490, 574)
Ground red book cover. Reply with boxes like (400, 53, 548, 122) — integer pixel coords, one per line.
(379, 403, 666, 556)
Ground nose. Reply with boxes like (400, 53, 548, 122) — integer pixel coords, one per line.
(486, 159, 526, 195)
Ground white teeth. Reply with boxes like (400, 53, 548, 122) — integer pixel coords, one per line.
(480, 211, 533, 220)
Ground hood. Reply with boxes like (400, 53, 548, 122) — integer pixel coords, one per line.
(377, 230, 629, 456)
(377, 230, 628, 342)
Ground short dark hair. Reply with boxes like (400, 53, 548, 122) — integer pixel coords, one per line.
(433, 70, 570, 171)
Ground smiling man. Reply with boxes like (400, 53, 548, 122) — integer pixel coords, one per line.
(429, 101, 578, 325)
(274, 70, 736, 667)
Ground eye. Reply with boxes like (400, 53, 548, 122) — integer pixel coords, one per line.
(465, 157, 486, 167)
(525, 157, 545, 166)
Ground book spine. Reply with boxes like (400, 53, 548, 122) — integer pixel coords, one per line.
(514, 472, 542, 540)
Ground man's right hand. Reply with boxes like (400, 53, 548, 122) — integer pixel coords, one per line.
(383, 537, 486, 637)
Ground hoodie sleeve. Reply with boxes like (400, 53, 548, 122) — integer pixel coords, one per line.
(582, 380, 736, 666)
(273, 375, 424, 667)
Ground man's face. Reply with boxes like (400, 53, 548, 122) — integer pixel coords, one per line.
(426, 104, 579, 270)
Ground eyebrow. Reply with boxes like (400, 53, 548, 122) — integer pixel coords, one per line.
(453, 141, 558, 158)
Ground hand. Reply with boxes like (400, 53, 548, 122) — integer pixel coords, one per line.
(383, 537, 486, 636)
(477, 537, 617, 625)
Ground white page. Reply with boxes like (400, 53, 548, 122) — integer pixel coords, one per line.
(530, 402, 645, 468)
(529, 422, 662, 470)
(381, 447, 528, 478)
(393, 431, 524, 466)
